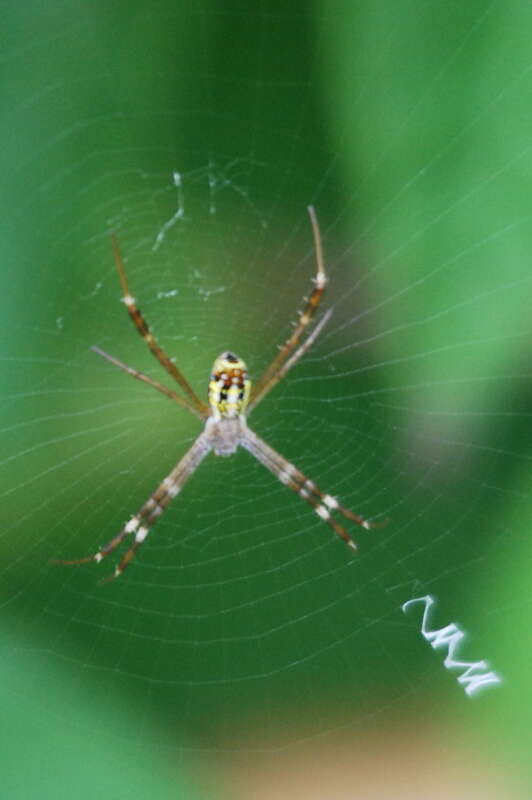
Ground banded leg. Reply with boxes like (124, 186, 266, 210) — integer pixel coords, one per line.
(111, 234, 209, 418)
(242, 427, 381, 550)
(247, 308, 332, 414)
(250, 206, 328, 409)
(55, 432, 212, 581)
(92, 346, 206, 421)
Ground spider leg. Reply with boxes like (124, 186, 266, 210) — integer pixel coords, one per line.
(242, 427, 382, 550)
(91, 346, 206, 420)
(54, 432, 211, 581)
(250, 206, 327, 409)
(247, 308, 332, 413)
(111, 233, 209, 418)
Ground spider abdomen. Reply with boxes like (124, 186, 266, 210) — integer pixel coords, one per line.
(208, 351, 251, 420)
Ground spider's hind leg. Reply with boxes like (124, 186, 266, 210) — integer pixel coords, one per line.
(110, 233, 209, 418)
(249, 206, 328, 410)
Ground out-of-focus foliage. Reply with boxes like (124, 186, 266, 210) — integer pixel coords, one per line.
(2, 0, 530, 795)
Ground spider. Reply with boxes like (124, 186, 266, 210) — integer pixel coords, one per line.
(57, 207, 382, 581)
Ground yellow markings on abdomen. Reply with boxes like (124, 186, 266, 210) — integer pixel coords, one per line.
(209, 351, 251, 418)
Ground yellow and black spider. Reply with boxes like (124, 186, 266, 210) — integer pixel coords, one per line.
(57, 208, 383, 581)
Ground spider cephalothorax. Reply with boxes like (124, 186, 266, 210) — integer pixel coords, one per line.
(56, 207, 383, 581)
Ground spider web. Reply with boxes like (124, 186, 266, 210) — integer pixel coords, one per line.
(2, 0, 531, 795)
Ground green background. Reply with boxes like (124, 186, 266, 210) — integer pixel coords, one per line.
(2, 1, 531, 797)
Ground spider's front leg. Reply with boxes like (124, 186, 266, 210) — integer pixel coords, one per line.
(54, 433, 211, 581)
(242, 428, 385, 549)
